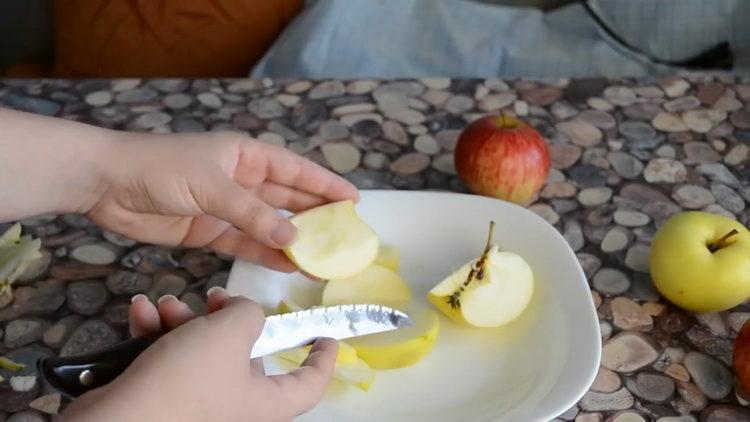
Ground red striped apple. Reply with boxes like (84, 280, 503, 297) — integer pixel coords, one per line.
(454, 115, 550, 205)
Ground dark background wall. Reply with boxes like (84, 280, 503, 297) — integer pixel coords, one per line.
(0, 0, 53, 69)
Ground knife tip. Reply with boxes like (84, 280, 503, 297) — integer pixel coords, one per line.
(391, 310, 413, 328)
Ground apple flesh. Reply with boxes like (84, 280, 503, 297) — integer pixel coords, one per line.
(428, 222, 534, 328)
(283, 200, 379, 280)
(373, 245, 400, 272)
(321, 264, 412, 309)
(454, 114, 550, 205)
(650, 211, 750, 313)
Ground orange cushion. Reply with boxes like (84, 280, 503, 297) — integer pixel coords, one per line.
(52, 0, 302, 77)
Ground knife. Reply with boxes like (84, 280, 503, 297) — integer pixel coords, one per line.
(37, 304, 411, 399)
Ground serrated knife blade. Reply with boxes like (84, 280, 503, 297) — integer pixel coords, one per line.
(251, 304, 412, 358)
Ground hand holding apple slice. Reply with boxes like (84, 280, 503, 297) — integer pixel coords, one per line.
(650, 211, 750, 313)
(428, 222, 534, 328)
(284, 200, 379, 280)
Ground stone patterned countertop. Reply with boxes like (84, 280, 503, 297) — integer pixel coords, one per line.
(0, 76, 749, 422)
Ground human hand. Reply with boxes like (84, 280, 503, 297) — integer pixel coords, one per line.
(1, 110, 357, 271)
(61, 288, 338, 422)
(86, 131, 358, 272)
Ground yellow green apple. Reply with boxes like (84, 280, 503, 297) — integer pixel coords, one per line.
(650, 211, 750, 313)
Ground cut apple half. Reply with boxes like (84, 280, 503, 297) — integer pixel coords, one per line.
(321, 264, 412, 310)
(284, 200, 379, 280)
(428, 245, 534, 328)
(348, 304, 439, 369)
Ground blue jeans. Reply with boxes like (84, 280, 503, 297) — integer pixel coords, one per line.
(251, 0, 749, 78)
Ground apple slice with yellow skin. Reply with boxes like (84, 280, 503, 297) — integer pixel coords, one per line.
(322, 264, 412, 310)
(373, 245, 400, 272)
(276, 340, 360, 366)
(284, 200, 379, 280)
(275, 342, 375, 391)
(275, 299, 303, 314)
(348, 304, 439, 370)
(428, 222, 534, 328)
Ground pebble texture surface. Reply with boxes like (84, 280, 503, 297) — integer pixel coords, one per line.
(1, 76, 749, 421)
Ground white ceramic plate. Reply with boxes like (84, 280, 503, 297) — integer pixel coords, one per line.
(227, 190, 600, 422)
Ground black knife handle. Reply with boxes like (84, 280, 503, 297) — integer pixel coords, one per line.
(37, 336, 155, 400)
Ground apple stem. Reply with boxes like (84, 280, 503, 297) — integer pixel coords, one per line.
(447, 221, 497, 310)
(483, 221, 496, 256)
(495, 114, 519, 129)
(707, 229, 739, 253)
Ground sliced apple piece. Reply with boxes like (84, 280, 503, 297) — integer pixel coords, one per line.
(0, 224, 21, 247)
(275, 342, 375, 391)
(322, 264, 412, 309)
(275, 299, 304, 315)
(333, 359, 376, 391)
(348, 304, 439, 369)
(0, 237, 42, 284)
(373, 245, 400, 272)
(276, 340, 359, 366)
(428, 222, 534, 328)
(284, 200, 379, 280)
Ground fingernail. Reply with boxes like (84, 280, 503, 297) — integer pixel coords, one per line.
(311, 337, 337, 352)
(157, 294, 178, 305)
(206, 286, 226, 297)
(131, 294, 148, 304)
(270, 220, 297, 247)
